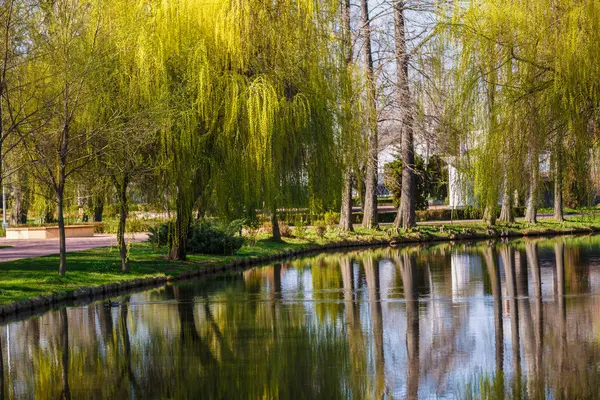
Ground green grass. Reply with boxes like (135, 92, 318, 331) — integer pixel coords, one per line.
(0, 237, 334, 305)
(1, 215, 600, 305)
(537, 206, 578, 215)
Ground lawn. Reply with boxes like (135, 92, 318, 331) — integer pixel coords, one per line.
(0, 238, 332, 305)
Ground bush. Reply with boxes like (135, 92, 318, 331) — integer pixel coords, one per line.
(347, 206, 526, 224)
(324, 211, 339, 227)
(104, 217, 164, 234)
(93, 222, 105, 234)
(148, 223, 170, 247)
(245, 227, 259, 246)
(314, 220, 327, 238)
(351, 211, 396, 224)
(293, 218, 307, 239)
(414, 207, 525, 222)
(149, 219, 244, 255)
(278, 221, 292, 237)
(384, 155, 429, 210)
(188, 220, 244, 255)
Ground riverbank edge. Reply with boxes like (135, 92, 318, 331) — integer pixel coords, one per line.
(1, 224, 599, 321)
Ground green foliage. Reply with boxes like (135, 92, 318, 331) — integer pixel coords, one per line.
(383, 155, 429, 210)
(324, 211, 340, 227)
(148, 224, 170, 249)
(278, 221, 293, 238)
(427, 155, 449, 201)
(103, 218, 164, 234)
(149, 220, 244, 256)
(187, 221, 244, 256)
(293, 218, 308, 239)
(314, 220, 327, 238)
(440, 0, 600, 218)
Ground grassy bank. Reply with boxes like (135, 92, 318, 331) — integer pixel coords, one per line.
(1, 216, 600, 306)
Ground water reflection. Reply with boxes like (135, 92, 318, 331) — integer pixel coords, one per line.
(4, 236, 600, 398)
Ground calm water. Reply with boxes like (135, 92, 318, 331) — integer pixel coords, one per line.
(2, 236, 600, 399)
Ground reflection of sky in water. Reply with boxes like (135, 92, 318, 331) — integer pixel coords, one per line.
(3, 237, 600, 398)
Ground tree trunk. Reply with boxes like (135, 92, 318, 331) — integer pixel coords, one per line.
(93, 193, 104, 222)
(169, 167, 210, 260)
(60, 308, 71, 400)
(397, 252, 419, 400)
(358, 173, 366, 212)
(339, 169, 354, 231)
(501, 246, 521, 381)
(271, 204, 281, 242)
(393, 0, 416, 231)
(115, 174, 130, 272)
(499, 178, 514, 223)
(482, 248, 503, 373)
(57, 186, 67, 276)
(196, 195, 209, 220)
(525, 156, 538, 223)
(339, 0, 354, 233)
(10, 174, 30, 225)
(364, 255, 385, 398)
(484, 204, 496, 226)
(57, 86, 70, 276)
(10, 182, 22, 225)
(169, 192, 190, 261)
(360, 0, 378, 229)
(554, 240, 566, 382)
(554, 137, 564, 222)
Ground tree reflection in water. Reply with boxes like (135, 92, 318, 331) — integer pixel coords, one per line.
(3, 236, 600, 398)
(396, 251, 420, 400)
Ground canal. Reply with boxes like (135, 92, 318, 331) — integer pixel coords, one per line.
(2, 235, 600, 398)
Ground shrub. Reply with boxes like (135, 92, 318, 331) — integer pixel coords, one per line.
(314, 220, 327, 238)
(293, 218, 307, 239)
(148, 219, 244, 255)
(148, 223, 170, 247)
(324, 211, 339, 227)
(260, 220, 273, 235)
(384, 155, 429, 210)
(278, 221, 292, 238)
(93, 222, 105, 234)
(245, 227, 258, 246)
(104, 217, 164, 234)
(188, 220, 244, 255)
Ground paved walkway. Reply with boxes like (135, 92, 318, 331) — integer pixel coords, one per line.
(0, 233, 149, 263)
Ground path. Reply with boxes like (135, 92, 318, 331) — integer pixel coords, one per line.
(0, 233, 149, 263)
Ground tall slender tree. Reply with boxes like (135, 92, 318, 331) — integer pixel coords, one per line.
(20, 0, 109, 275)
(393, 0, 416, 230)
(339, 0, 356, 232)
(360, 0, 379, 229)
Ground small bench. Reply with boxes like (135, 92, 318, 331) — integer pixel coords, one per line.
(6, 225, 95, 240)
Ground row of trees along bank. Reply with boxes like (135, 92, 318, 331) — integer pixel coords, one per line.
(2, 0, 600, 276)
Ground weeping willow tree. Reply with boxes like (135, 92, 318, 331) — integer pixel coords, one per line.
(442, 0, 600, 225)
(124, 0, 349, 258)
(223, 0, 347, 241)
